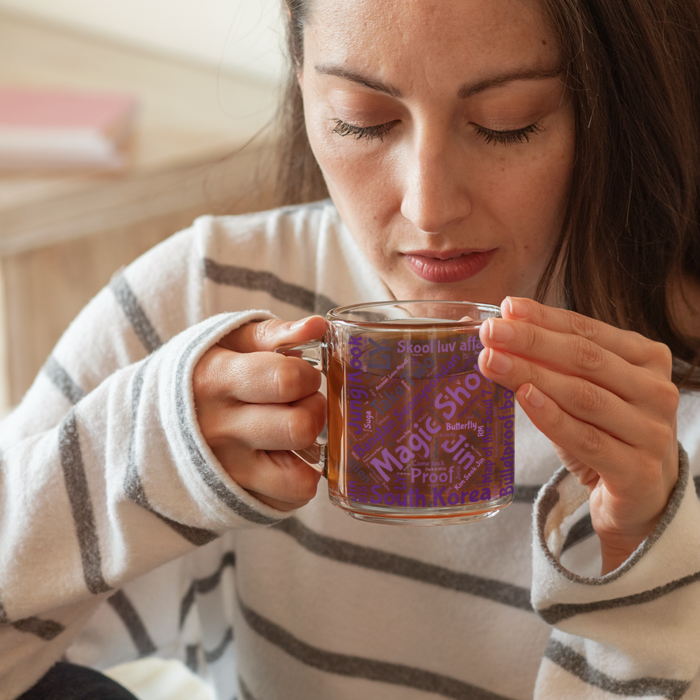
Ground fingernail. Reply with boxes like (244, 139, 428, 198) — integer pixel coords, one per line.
(525, 383, 545, 408)
(487, 318, 514, 343)
(291, 317, 312, 329)
(505, 297, 527, 318)
(485, 348, 513, 374)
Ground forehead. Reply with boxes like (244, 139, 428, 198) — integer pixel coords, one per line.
(305, 0, 560, 85)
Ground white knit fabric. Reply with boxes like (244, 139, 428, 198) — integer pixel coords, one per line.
(1, 200, 699, 700)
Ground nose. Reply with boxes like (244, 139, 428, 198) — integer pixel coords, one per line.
(400, 128, 471, 234)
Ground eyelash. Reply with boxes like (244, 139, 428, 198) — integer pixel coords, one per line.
(331, 118, 544, 145)
(474, 123, 543, 145)
(331, 119, 395, 141)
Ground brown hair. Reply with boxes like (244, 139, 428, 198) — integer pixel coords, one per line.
(275, 0, 700, 387)
(275, 0, 328, 205)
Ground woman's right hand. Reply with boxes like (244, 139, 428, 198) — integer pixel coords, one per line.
(193, 316, 327, 512)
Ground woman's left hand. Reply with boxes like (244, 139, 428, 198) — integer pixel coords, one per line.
(478, 297, 680, 574)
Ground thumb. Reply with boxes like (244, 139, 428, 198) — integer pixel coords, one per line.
(218, 316, 327, 354)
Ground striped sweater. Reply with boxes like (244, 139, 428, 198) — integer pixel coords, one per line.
(1, 200, 700, 700)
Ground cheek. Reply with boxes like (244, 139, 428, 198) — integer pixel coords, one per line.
(307, 127, 399, 230)
(481, 134, 574, 250)
(303, 99, 396, 202)
(310, 135, 384, 188)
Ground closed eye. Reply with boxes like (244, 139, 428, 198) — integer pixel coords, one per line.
(475, 123, 543, 145)
(332, 118, 398, 142)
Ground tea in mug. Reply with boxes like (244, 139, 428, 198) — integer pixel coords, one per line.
(326, 324, 515, 524)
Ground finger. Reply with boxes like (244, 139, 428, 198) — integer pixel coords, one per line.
(219, 316, 327, 354)
(197, 345, 323, 404)
(515, 382, 677, 513)
(206, 393, 326, 452)
(480, 316, 676, 404)
(235, 450, 322, 511)
(500, 297, 672, 374)
(479, 347, 672, 452)
(210, 393, 326, 450)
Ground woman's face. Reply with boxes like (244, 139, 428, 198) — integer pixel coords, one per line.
(299, 0, 575, 305)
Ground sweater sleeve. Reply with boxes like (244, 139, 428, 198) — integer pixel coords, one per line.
(0, 230, 291, 699)
(531, 446, 700, 699)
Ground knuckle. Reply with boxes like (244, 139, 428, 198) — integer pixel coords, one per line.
(288, 470, 320, 505)
(272, 358, 320, 401)
(272, 359, 305, 400)
(579, 422, 604, 455)
(647, 421, 675, 452)
(569, 312, 598, 339)
(296, 460, 322, 491)
(264, 452, 320, 506)
(659, 379, 680, 413)
(652, 341, 673, 371)
(250, 319, 284, 351)
(573, 338, 605, 373)
(527, 362, 543, 389)
(288, 406, 323, 448)
(572, 380, 605, 414)
(549, 404, 568, 433)
(645, 375, 680, 415)
(521, 324, 543, 355)
(256, 319, 279, 340)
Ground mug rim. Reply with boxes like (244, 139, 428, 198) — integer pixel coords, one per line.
(326, 299, 501, 327)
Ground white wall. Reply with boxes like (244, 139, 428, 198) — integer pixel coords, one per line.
(0, 0, 287, 84)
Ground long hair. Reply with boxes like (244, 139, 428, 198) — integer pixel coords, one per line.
(274, 0, 328, 205)
(275, 0, 700, 388)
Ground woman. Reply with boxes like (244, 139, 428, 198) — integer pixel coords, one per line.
(8, 0, 700, 698)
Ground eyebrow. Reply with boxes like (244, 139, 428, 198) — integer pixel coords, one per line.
(458, 68, 562, 98)
(315, 64, 561, 99)
(315, 65, 402, 97)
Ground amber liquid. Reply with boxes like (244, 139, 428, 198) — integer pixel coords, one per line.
(326, 326, 515, 524)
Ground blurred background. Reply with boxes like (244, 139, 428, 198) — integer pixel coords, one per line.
(0, 0, 289, 412)
(0, 0, 286, 84)
(1, 6, 292, 696)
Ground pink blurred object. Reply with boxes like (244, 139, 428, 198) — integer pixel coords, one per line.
(0, 87, 138, 170)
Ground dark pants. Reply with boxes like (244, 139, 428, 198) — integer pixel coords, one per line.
(18, 663, 139, 700)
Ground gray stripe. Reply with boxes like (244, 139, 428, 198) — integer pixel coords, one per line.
(561, 514, 595, 554)
(545, 639, 690, 699)
(43, 356, 85, 405)
(239, 676, 257, 700)
(536, 471, 563, 533)
(125, 360, 218, 546)
(536, 447, 690, 587)
(107, 590, 157, 657)
(203, 259, 338, 315)
(204, 626, 234, 664)
(693, 475, 700, 496)
(174, 317, 281, 525)
(12, 616, 65, 641)
(275, 518, 533, 612)
(110, 274, 163, 354)
(185, 645, 199, 673)
(239, 595, 516, 700)
(513, 484, 541, 504)
(180, 550, 236, 627)
(58, 410, 111, 595)
(0, 595, 7, 624)
(539, 569, 700, 625)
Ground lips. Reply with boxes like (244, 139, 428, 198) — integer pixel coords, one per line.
(403, 249, 496, 284)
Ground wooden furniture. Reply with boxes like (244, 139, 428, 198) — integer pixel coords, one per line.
(0, 11, 280, 408)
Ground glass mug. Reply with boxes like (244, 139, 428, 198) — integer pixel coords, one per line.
(278, 301, 515, 525)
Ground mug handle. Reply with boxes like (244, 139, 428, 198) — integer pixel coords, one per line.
(274, 340, 328, 477)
